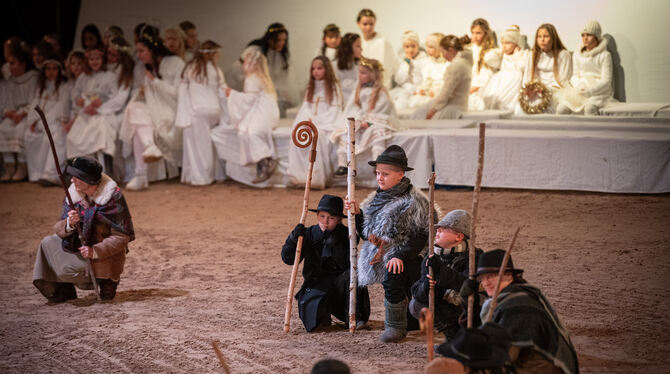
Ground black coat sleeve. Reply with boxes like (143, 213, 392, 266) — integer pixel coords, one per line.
(410, 257, 431, 303)
(281, 226, 312, 265)
(354, 210, 365, 240)
(436, 266, 467, 291)
(395, 228, 428, 262)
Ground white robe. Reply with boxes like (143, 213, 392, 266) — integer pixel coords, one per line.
(468, 44, 498, 111)
(361, 34, 398, 88)
(24, 81, 70, 181)
(517, 49, 572, 113)
(66, 70, 118, 158)
(330, 84, 397, 165)
(212, 74, 279, 165)
(391, 51, 426, 111)
(403, 57, 449, 117)
(175, 62, 224, 185)
(333, 59, 358, 106)
(287, 80, 342, 189)
(479, 49, 527, 110)
(314, 46, 337, 62)
(0, 70, 38, 154)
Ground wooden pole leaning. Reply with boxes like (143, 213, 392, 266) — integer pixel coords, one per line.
(484, 227, 521, 324)
(284, 120, 319, 333)
(35, 105, 100, 300)
(427, 172, 436, 318)
(419, 307, 435, 362)
(346, 117, 358, 333)
(467, 123, 486, 328)
(211, 341, 232, 374)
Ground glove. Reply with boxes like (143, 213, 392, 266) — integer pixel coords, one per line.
(426, 255, 441, 274)
(459, 278, 480, 299)
(293, 223, 307, 238)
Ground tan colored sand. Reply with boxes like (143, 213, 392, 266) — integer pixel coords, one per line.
(1, 181, 669, 373)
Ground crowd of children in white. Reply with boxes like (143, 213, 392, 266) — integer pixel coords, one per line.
(0, 9, 617, 189)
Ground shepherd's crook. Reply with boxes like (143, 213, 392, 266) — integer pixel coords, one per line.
(346, 117, 358, 333)
(467, 123, 486, 327)
(284, 120, 318, 333)
(427, 173, 436, 317)
(34, 105, 100, 299)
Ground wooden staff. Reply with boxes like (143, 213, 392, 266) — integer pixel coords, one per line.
(346, 117, 358, 333)
(284, 120, 318, 333)
(427, 172, 436, 317)
(484, 227, 521, 323)
(419, 307, 435, 362)
(34, 105, 100, 299)
(467, 123, 486, 327)
(211, 341, 232, 374)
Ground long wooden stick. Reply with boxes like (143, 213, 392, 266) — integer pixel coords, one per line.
(419, 307, 435, 362)
(467, 123, 486, 327)
(427, 172, 436, 318)
(484, 227, 521, 323)
(211, 341, 232, 374)
(346, 117, 358, 333)
(35, 105, 100, 299)
(284, 120, 318, 333)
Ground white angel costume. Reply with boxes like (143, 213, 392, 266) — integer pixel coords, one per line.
(479, 49, 527, 110)
(361, 34, 398, 88)
(0, 70, 38, 161)
(333, 59, 358, 106)
(468, 44, 498, 111)
(403, 57, 449, 118)
(516, 49, 572, 114)
(287, 80, 342, 189)
(391, 51, 426, 112)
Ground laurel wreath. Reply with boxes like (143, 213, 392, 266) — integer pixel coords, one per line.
(519, 80, 552, 114)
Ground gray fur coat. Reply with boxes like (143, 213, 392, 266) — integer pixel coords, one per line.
(357, 178, 432, 286)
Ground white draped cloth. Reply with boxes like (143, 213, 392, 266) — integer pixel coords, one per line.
(287, 80, 342, 189)
(479, 49, 527, 110)
(0, 70, 38, 155)
(391, 51, 426, 112)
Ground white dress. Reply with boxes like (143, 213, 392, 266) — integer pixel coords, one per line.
(333, 59, 358, 106)
(404, 57, 449, 118)
(23, 81, 70, 182)
(66, 70, 118, 158)
(361, 34, 399, 88)
(287, 80, 342, 189)
(175, 62, 224, 185)
(480, 49, 527, 110)
(211, 74, 279, 166)
(468, 44, 498, 111)
(517, 49, 572, 114)
(391, 51, 426, 111)
(330, 84, 398, 166)
(314, 46, 337, 62)
(0, 70, 39, 155)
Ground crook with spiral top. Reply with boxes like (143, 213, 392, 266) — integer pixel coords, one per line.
(292, 120, 318, 162)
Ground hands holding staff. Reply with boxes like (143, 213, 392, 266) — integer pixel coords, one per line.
(344, 196, 360, 215)
(79, 245, 94, 259)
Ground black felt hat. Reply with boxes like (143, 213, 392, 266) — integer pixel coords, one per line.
(367, 144, 414, 171)
(308, 194, 346, 218)
(475, 249, 524, 277)
(436, 328, 508, 369)
(66, 156, 102, 185)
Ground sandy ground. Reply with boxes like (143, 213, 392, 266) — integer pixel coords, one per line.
(1, 180, 669, 373)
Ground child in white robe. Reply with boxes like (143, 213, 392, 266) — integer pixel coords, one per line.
(213, 48, 279, 184)
(175, 40, 225, 186)
(333, 33, 361, 106)
(66, 46, 118, 168)
(23, 58, 70, 185)
(557, 20, 615, 115)
(518, 23, 572, 114)
(480, 26, 527, 110)
(64, 51, 87, 129)
(391, 31, 426, 112)
(288, 56, 342, 189)
(357, 8, 398, 88)
(0, 48, 38, 182)
(330, 57, 397, 177)
(314, 24, 341, 62)
(468, 18, 499, 111)
(405, 33, 448, 117)
(120, 26, 185, 190)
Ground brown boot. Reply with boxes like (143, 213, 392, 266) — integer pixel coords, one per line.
(98, 278, 119, 300)
(47, 283, 77, 303)
(0, 163, 15, 182)
(10, 162, 27, 182)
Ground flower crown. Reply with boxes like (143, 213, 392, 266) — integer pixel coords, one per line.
(141, 32, 159, 47)
(359, 57, 383, 72)
(109, 41, 130, 52)
(267, 25, 286, 34)
(198, 48, 220, 53)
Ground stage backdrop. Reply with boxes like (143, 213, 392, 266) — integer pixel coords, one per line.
(76, 0, 670, 103)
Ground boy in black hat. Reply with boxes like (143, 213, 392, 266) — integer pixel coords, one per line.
(32, 156, 135, 302)
(345, 144, 431, 343)
(281, 194, 370, 332)
(464, 249, 579, 374)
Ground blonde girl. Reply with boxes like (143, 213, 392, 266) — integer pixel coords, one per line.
(468, 18, 499, 111)
(391, 30, 426, 112)
(164, 26, 189, 61)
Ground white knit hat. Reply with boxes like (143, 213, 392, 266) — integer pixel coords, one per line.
(402, 30, 420, 45)
(501, 25, 521, 46)
(582, 20, 602, 41)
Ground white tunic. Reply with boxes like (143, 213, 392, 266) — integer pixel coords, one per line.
(175, 62, 223, 185)
(391, 51, 426, 111)
(479, 49, 527, 110)
(66, 70, 118, 158)
(288, 80, 342, 189)
(24, 81, 70, 181)
(468, 44, 498, 111)
(333, 59, 358, 106)
(212, 74, 279, 165)
(0, 70, 38, 153)
(520, 49, 572, 113)
(314, 46, 337, 62)
(361, 34, 399, 88)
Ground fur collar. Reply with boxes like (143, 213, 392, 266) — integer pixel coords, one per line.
(68, 173, 117, 205)
(576, 37, 609, 57)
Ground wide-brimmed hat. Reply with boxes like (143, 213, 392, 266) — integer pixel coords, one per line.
(436, 209, 471, 238)
(367, 144, 413, 171)
(436, 328, 508, 369)
(308, 194, 346, 218)
(475, 249, 524, 277)
(66, 156, 102, 185)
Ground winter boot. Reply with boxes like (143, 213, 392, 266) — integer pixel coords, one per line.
(126, 174, 148, 191)
(142, 144, 163, 163)
(0, 163, 15, 182)
(47, 283, 77, 303)
(98, 278, 119, 300)
(380, 297, 408, 343)
(11, 162, 27, 182)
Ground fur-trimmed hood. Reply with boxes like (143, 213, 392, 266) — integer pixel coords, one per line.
(68, 173, 117, 205)
(576, 36, 609, 58)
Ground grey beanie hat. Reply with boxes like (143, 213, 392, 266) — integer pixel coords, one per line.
(582, 20, 602, 41)
(436, 209, 472, 238)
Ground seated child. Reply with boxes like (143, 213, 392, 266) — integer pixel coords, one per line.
(479, 25, 527, 110)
